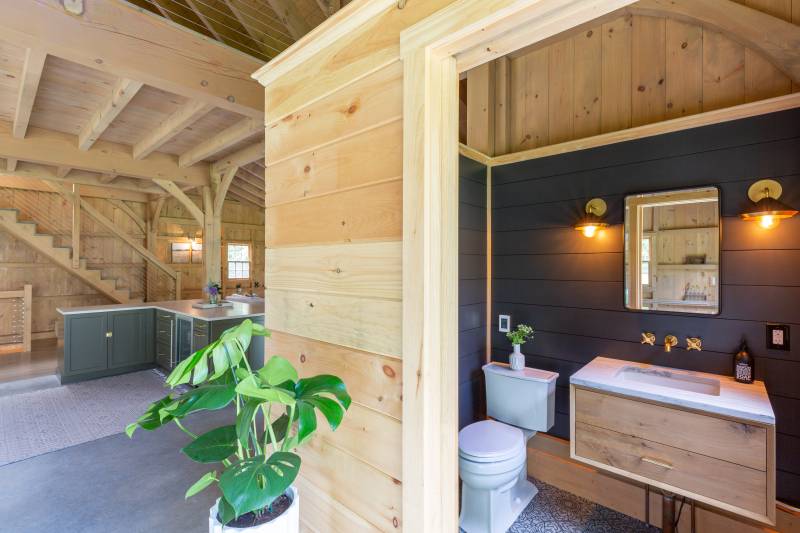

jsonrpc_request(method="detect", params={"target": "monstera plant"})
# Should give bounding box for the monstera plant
[127,319,350,532]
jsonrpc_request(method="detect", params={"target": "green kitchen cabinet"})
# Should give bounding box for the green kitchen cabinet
[60,309,154,383]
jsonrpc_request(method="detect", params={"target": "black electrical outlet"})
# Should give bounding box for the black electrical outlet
[766,324,790,351]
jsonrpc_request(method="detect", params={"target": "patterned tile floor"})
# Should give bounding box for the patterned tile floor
[464,479,660,533]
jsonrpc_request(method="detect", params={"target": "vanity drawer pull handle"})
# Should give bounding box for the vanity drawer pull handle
[641,457,673,470]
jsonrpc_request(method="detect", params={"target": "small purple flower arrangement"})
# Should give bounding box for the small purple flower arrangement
[205,281,222,304]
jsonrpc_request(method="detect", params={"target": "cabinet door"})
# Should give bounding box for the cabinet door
[66,314,108,373]
[108,310,149,368]
[192,319,210,352]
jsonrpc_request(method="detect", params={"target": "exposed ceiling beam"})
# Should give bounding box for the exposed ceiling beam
[56,166,72,179]
[13,48,47,139]
[1,161,162,196]
[78,78,144,150]
[99,173,119,184]
[0,121,210,187]
[0,0,264,119]
[133,101,213,160]
[0,174,150,203]
[211,140,265,174]
[235,168,265,191]
[265,0,313,40]
[6,158,18,172]
[232,176,265,198]
[179,118,261,167]
[153,178,206,225]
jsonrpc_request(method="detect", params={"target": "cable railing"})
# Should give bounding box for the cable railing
[0,187,178,303]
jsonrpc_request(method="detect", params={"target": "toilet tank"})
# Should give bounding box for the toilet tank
[483,363,558,431]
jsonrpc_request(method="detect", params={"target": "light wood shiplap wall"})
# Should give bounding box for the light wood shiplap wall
[497,6,800,155]
[260,2,461,530]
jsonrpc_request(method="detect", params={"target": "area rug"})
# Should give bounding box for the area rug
[0,370,170,466]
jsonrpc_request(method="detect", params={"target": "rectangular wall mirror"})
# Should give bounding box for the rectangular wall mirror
[624,186,720,315]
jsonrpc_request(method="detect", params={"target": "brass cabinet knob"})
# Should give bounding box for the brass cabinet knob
[686,337,702,351]
[664,335,678,352]
[105,331,113,338]
[641,332,656,345]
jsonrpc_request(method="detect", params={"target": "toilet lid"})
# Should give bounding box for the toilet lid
[459,420,524,461]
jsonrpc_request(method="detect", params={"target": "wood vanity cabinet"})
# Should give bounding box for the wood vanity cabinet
[61,309,154,383]
[570,386,776,525]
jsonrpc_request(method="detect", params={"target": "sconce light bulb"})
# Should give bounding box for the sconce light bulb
[759,215,776,229]
[582,225,598,238]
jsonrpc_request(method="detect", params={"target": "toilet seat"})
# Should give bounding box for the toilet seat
[459,420,525,463]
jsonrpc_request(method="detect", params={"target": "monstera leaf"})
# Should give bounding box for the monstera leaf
[125,394,175,437]
[294,375,351,444]
[218,452,301,518]
[182,425,238,463]
[160,382,236,419]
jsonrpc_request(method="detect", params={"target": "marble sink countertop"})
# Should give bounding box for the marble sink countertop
[56,299,264,322]
[571,356,775,425]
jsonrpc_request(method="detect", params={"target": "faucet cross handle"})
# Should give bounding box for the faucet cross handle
[664,335,678,352]
[686,337,702,351]
[641,332,656,345]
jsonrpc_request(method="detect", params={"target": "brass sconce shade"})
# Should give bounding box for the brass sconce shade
[740,179,797,229]
[575,198,609,238]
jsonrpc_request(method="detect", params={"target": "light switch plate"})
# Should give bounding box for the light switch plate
[498,315,510,333]
[766,324,790,351]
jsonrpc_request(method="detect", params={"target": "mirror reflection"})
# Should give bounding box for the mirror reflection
[624,187,720,315]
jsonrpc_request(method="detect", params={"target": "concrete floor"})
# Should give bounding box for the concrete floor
[0,338,59,384]
[0,409,230,533]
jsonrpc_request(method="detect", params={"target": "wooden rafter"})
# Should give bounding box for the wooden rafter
[179,118,261,168]
[99,173,119,184]
[78,78,144,150]
[13,49,47,139]
[211,140,265,174]
[230,176,264,199]
[56,166,72,179]
[265,0,313,40]
[183,0,225,41]
[3,162,164,196]
[0,0,263,118]
[0,121,210,187]
[235,168,265,191]
[133,101,213,160]
[227,187,264,208]
[153,178,205,225]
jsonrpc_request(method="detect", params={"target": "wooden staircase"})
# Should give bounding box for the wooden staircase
[0,208,132,303]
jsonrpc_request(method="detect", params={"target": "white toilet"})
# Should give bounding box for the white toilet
[458,363,558,533]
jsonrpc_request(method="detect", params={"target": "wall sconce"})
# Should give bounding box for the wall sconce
[574,198,608,238]
[740,179,797,229]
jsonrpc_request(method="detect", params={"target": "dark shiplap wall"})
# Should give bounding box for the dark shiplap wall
[490,108,800,504]
[459,155,488,429]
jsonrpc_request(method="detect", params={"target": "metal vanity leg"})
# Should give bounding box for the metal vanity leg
[691,498,696,533]
[645,485,650,526]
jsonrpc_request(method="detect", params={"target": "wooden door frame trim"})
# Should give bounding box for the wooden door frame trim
[399,1,638,531]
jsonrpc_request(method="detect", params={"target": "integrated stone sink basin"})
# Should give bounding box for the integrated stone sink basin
[615,365,721,396]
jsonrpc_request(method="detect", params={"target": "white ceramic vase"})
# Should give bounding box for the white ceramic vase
[209,487,299,533]
[509,344,525,371]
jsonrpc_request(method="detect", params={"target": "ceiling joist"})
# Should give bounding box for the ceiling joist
[78,78,144,150]
[12,48,47,139]
[266,0,313,40]
[179,117,261,168]
[211,140,266,174]
[1,161,163,196]
[133,101,214,160]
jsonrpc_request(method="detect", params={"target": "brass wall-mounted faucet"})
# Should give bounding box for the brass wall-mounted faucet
[664,335,678,352]
[686,337,703,351]
[641,332,656,346]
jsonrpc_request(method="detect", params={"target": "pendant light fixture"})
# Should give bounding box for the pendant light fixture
[740,179,797,229]
[574,198,608,238]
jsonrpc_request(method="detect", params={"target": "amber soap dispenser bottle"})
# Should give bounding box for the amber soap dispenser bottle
[734,339,754,384]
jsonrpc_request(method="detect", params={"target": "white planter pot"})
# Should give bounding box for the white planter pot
[209,486,299,533]
[509,344,525,371]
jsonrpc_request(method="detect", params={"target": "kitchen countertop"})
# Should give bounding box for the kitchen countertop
[57,299,264,322]
[570,356,775,425]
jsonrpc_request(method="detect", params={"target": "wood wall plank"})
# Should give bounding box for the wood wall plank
[265,180,402,247]
[510,48,549,152]
[665,19,703,118]
[266,120,402,207]
[266,62,402,164]
[702,29,745,112]
[631,16,666,127]
[266,241,401,300]
[295,475,379,533]
[547,39,574,144]
[572,27,602,139]
[298,436,402,531]
[268,331,402,420]
[600,15,633,133]
[267,289,402,358]
[744,0,793,102]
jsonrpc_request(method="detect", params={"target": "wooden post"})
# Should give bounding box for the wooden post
[23,284,32,352]
[71,183,80,268]
[175,271,182,300]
